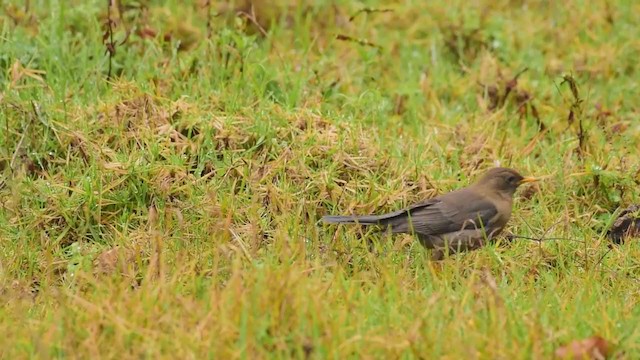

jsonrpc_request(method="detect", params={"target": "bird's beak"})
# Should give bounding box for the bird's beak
[518,177,538,185]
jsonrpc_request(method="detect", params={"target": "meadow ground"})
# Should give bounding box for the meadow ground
[1,0,640,358]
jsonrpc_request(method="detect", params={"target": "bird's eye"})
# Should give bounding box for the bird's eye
[507,175,516,183]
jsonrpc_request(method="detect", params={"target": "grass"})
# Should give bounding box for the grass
[1,0,640,358]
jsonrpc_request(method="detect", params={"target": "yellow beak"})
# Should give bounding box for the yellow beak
[518,177,538,185]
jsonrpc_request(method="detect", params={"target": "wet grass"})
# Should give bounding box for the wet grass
[1,0,640,358]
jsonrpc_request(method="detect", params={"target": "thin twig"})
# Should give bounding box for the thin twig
[540,218,565,240]
[205,0,213,40]
[595,247,613,267]
[335,34,381,50]
[506,234,585,244]
[517,213,544,253]
[560,74,587,157]
[349,7,394,22]
[236,6,286,68]
[116,0,130,46]
[236,9,268,37]
[104,0,116,79]
[517,216,567,247]
[501,67,528,106]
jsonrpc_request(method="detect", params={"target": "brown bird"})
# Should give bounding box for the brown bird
[322,167,537,260]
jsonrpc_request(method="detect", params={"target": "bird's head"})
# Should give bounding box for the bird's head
[474,167,537,197]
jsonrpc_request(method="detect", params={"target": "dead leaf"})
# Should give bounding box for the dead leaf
[554,335,611,359]
[607,204,640,244]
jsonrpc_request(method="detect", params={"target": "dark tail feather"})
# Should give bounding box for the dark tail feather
[321,214,395,226]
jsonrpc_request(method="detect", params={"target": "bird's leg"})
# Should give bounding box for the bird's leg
[432,237,486,261]
[463,237,487,252]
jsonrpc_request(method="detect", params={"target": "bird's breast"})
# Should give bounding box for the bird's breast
[491,195,514,228]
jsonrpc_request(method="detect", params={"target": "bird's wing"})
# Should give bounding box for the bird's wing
[387,189,498,235]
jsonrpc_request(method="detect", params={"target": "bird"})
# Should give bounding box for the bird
[322,167,537,260]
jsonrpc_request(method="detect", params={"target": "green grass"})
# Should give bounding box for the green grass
[1,0,640,358]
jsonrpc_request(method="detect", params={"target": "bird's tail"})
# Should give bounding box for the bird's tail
[321,214,393,226]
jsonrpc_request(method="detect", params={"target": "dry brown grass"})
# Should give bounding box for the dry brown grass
[1,0,640,358]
